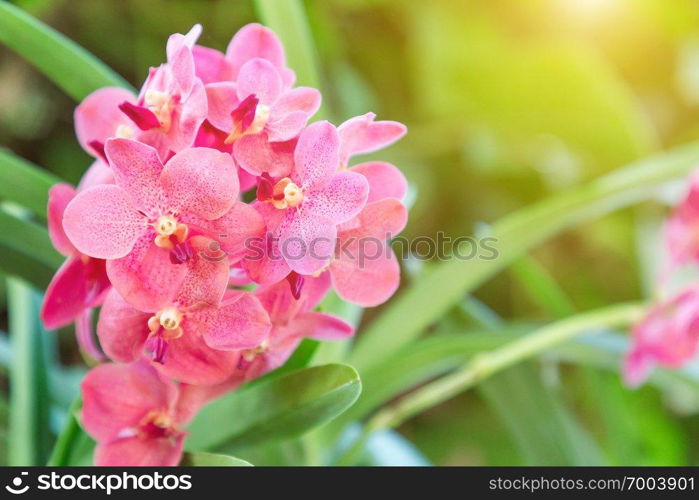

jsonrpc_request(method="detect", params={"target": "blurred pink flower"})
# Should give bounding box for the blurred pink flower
[118,25,207,158]
[41,183,110,331]
[82,361,187,466]
[74,87,138,161]
[665,173,699,270]
[238,273,352,379]
[624,288,699,386]
[41,162,116,361]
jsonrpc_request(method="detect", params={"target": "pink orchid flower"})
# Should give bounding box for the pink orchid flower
[74,87,139,162]
[624,288,699,387]
[235,112,407,179]
[665,173,699,271]
[97,237,271,385]
[239,273,353,379]
[193,23,318,165]
[329,198,408,307]
[82,361,189,466]
[63,138,262,311]
[41,162,116,361]
[118,25,207,158]
[42,184,109,330]
[338,112,407,169]
[205,58,320,147]
[194,119,258,192]
[325,148,409,306]
[242,121,369,283]
[193,23,295,88]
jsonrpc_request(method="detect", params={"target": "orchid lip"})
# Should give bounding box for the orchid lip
[224,94,269,144]
[258,177,303,210]
[144,89,174,131]
[138,409,178,439]
[153,215,188,250]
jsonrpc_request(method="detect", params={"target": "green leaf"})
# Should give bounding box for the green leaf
[509,256,576,319]
[7,277,50,465]
[0,2,133,101]
[350,141,699,372]
[0,207,62,287]
[186,364,361,451]
[47,398,87,466]
[181,451,252,467]
[479,365,605,465]
[337,302,643,464]
[342,332,516,424]
[253,0,322,91]
[0,150,62,220]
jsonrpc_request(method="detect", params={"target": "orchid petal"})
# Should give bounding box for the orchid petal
[75,87,136,157]
[338,112,407,166]
[47,183,77,256]
[294,121,340,190]
[97,289,151,362]
[95,435,184,467]
[63,184,145,259]
[291,311,354,341]
[304,170,369,224]
[107,232,187,311]
[233,133,295,177]
[350,161,408,203]
[279,210,336,275]
[226,23,286,78]
[236,58,282,106]
[104,138,165,212]
[161,147,238,220]
[81,361,170,442]
[204,82,238,132]
[196,290,271,351]
[193,45,233,84]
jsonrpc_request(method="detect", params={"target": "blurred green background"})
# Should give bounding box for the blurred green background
[2,0,699,465]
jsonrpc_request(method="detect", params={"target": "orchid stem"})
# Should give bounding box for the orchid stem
[47,397,83,466]
[336,301,645,465]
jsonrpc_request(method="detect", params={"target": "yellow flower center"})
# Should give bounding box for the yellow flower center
[223,103,270,144]
[242,339,269,362]
[151,411,173,429]
[115,124,134,139]
[144,89,173,131]
[147,307,184,341]
[271,178,304,209]
[153,215,188,249]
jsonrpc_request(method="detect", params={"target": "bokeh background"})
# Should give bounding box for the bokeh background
[2,0,699,465]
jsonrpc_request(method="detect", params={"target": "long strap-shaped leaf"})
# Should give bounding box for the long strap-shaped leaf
[0,149,62,220]
[0,206,62,288]
[338,302,644,464]
[253,0,323,92]
[0,2,133,100]
[7,278,50,465]
[350,142,699,371]
[186,364,361,451]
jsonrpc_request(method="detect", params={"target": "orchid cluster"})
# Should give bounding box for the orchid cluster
[624,173,699,386]
[39,24,408,466]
